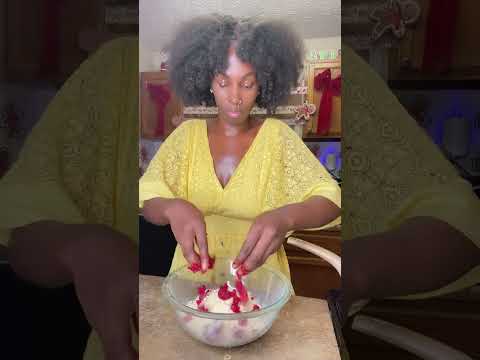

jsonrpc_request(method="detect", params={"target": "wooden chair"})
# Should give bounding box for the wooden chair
[286,236,474,360]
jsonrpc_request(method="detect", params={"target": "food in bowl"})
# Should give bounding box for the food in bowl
[181,281,269,346]
[162,258,292,347]
[187,282,261,313]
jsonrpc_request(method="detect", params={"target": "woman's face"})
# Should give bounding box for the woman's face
[211,47,259,125]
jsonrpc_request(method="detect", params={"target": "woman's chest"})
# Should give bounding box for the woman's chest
[187,138,274,218]
[208,136,254,188]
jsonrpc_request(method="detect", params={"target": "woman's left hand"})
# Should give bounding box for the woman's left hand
[233,209,292,273]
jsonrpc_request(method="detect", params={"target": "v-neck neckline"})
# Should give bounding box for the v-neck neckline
[203,118,269,192]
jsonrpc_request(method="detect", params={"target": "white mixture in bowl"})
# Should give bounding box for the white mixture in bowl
[180,281,273,347]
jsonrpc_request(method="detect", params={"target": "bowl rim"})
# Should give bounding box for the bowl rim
[161,259,293,320]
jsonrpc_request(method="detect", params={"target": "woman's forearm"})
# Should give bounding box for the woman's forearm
[342,216,480,310]
[8,221,78,287]
[8,221,138,288]
[142,197,177,225]
[275,195,340,232]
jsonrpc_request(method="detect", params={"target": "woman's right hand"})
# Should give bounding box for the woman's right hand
[164,199,210,271]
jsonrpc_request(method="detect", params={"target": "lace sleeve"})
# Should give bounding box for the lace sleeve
[139,121,192,208]
[279,123,341,208]
[272,123,341,229]
[0,37,139,245]
[341,44,479,242]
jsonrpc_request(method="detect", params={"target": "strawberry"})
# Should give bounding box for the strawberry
[231,296,241,313]
[235,280,249,304]
[189,257,215,272]
[208,256,215,269]
[218,283,235,300]
[198,285,207,296]
[188,263,202,273]
[198,286,207,301]
[198,304,209,312]
[196,284,209,307]
[235,264,250,279]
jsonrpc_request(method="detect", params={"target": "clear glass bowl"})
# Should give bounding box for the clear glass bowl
[162,257,293,347]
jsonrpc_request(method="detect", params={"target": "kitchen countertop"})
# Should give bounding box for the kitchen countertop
[140,274,341,360]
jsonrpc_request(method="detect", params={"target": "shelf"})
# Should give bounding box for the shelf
[388,79,480,90]
[302,134,341,142]
[389,67,480,89]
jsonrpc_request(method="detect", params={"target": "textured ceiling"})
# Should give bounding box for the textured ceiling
[140,0,340,52]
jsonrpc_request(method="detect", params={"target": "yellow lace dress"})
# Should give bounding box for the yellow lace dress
[0,37,139,360]
[342,44,480,300]
[139,118,342,278]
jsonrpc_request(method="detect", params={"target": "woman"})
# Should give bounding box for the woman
[139,14,342,279]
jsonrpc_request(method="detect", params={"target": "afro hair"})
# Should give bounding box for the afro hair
[166,14,305,113]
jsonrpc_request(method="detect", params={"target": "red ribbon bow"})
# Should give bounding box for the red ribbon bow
[314,69,341,135]
[147,83,172,137]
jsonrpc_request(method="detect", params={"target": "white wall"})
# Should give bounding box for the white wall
[304,36,341,53]
[139,0,341,72]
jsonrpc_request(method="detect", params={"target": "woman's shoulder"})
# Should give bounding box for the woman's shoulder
[164,119,204,142]
[264,117,300,139]
[89,36,138,62]
[173,118,204,131]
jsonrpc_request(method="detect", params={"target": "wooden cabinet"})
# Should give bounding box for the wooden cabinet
[343,0,480,83]
[285,228,341,299]
[391,0,480,81]
[451,1,480,73]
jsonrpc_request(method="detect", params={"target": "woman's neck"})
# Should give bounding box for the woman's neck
[210,116,257,137]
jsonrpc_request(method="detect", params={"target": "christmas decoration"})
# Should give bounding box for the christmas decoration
[307,49,340,62]
[293,101,316,123]
[370,0,421,41]
[147,83,171,137]
[314,69,341,135]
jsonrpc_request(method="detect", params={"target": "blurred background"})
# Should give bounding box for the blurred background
[0,1,137,358]
[342,1,480,359]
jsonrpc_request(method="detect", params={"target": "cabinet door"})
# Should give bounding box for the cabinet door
[452,0,480,72]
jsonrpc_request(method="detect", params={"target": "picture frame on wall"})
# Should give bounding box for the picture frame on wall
[305,57,342,137]
[140,71,184,140]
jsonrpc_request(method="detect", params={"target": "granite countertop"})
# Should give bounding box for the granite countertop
[140,275,341,360]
